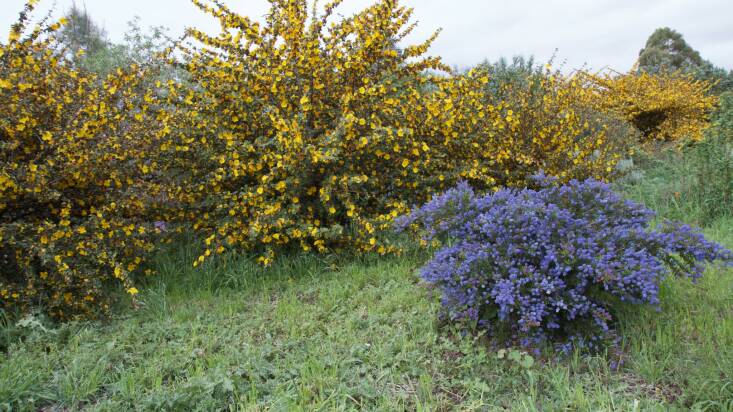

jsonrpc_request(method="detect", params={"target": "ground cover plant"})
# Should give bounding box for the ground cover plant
[1,217,732,410]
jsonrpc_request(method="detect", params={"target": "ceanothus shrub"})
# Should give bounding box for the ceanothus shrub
[396,175,733,350]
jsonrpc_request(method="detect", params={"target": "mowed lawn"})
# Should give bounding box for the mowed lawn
[2,220,733,411]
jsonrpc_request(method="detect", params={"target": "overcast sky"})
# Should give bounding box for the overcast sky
[3,0,732,72]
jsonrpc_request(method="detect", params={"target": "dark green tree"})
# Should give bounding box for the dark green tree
[637,27,733,94]
[696,64,733,95]
[637,27,703,73]
[58,2,109,58]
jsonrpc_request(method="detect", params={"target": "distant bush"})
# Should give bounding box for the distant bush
[0,3,167,318]
[581,71,717,145]
[713,92,733,137]
[397,176,733,350]
[471,62,629,184]
[619,92,733,225]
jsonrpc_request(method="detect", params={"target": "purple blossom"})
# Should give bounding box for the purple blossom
[397,175,733,350]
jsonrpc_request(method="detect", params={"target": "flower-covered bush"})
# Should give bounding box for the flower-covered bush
[397,176,733,349]
[1,2,168,318]
[164,0,622,266]
[1,0,722,320]
[580,70,717,145]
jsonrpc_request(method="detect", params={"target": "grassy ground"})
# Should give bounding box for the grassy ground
[2,205,733,410]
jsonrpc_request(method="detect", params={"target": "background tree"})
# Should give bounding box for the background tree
[57,4,173,78]
[58,2,108,58]
[637,27,733,94]
[637,27,703,73]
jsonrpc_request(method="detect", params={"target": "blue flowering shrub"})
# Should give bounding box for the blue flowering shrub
[396,176,733,349]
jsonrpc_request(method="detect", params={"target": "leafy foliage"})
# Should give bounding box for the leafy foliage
[474,63,626,183]
[637,27,733,95]
[165,0,621,266]
[58,5,175,80]
[0,0,723,319]
[581,70,717,144]
[0,2,167,318]
[713,92,733,137]
[637,27,704,73]
[397,177,733,349]
[57,3,109,60]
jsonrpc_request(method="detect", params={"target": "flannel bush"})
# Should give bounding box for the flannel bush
[163,0,624,267]
[1,3,168,318]
[397,176,733,349]
[580,70,717,145]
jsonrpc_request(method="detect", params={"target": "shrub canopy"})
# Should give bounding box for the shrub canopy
[167,0,621,265]
[581,71,717,144]
[397,177,733,349]
[0,3,166,318]
[0,0,723,319]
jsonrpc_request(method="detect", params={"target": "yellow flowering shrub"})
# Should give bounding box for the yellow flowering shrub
[168,0,621,265]
[460,65,624,184]
[2,0,655,318]
[581,70,717,144]
[0,3,165,318]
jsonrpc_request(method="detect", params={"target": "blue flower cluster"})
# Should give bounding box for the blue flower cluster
[396,175,733,349]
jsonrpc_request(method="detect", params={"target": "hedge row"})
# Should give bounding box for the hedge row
[0,0,717,318]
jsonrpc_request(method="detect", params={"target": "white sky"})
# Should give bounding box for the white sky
[3,0,732,72]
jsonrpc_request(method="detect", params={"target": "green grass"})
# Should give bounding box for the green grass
[618,143,733,227]
[1,221,732,411]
